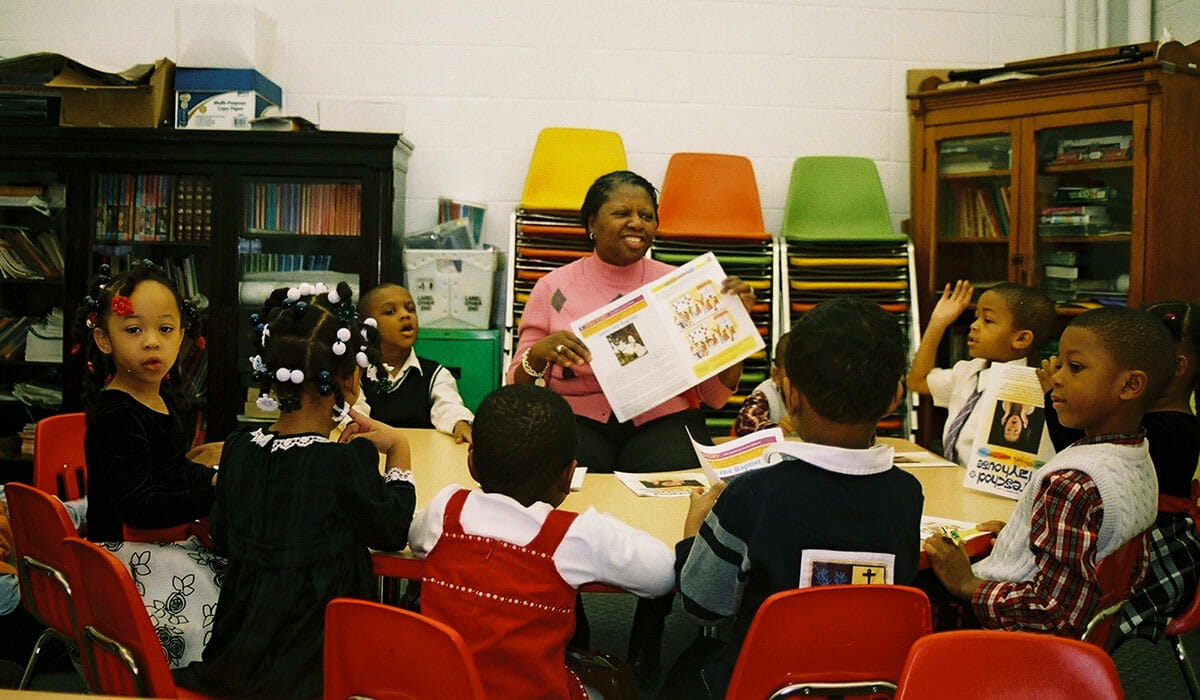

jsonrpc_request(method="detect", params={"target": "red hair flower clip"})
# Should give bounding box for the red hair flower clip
[195,336,207,350]
[111,295,134,317]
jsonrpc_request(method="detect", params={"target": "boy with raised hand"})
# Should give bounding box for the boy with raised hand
[668,297,925,698]
[909,280,1058,466]
[924,306,1174,635]
[356,283,474,443]
[408,384,674,699]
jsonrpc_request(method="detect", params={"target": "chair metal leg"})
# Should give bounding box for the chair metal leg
[1175,634,1200,700]
[18,628,54,690]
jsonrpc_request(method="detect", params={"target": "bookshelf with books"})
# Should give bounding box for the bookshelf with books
[0,127,412,447]
[907,43,1200,449]
[0,176,68,481]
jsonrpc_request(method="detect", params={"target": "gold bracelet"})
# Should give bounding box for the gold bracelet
[521,348,548,386]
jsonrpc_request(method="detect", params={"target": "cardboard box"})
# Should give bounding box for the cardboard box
[52,58,174,127]
[176,4,278,78]
[404,249,497,329]
[176,68,281,129]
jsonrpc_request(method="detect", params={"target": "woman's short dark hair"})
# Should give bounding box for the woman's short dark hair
[579,170,659,235]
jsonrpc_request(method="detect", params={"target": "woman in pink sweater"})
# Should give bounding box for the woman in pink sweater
[508,170,752,473]
[506,170,753,685]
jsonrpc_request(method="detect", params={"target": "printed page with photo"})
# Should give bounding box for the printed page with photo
[962,364,1056,499]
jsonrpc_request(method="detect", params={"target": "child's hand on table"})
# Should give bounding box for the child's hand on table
[339,408,412,470]
[923,532,985,601]
[452,420,473,444]
[683,480,726,539]
[976,520,1006,534]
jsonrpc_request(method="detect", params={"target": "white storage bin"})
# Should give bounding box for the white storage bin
[404,249,497,329]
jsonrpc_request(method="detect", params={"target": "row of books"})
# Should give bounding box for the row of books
[938,135,1011,174]
[0,315,37,360]
[1048,134,1133,166]
[95,174,213,243]
[94,249,204,302]
[240,253,334,274]
[0,227,64,279]
[244,182,362,237]
[1040,250,1128,305]
[1037,185,1129,237]
[942,181,1010,238]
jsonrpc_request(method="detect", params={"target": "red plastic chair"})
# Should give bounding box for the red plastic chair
[1082,531,1148,651]
[657,153,770,241]
[62,537,215,698]
[33,412,87,501]
[725,585,932,700]
[1166,583,1200,699]
[5,482,80,689]
[324,597,486,700]
[894,630,1123,700]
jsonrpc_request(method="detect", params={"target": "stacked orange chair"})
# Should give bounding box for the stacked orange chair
[654,153,777,437]
[6,482,80,689]
[895,630,1123,699]
[324,598,486,700]
[782,156,917,439]
[725,585,932,699]
[506,127,627,364]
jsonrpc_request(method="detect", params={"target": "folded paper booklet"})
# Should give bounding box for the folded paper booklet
[569,252,765,423]
[962,364,1056,499]
[892,445,957,468]
[570,466,586,491]
[614,471,709,498]
[919,515,989,545]
[689,427,784,483]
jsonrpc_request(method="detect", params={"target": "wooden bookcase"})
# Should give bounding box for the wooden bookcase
[0,127,413,479]
[907,50,1200,447]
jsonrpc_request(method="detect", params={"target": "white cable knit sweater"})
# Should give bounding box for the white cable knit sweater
[972,440,1158,583]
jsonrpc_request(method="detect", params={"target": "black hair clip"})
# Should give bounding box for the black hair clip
[183,300,201,322]
[317,370,334,396]
[334,302,358,325]
[278,392,303,413]
[84,295,100,312]
[294,301,308,315]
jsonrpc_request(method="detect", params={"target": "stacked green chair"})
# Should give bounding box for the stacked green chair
[655,153,778,438]
[782,156,918,440]
[505,127,627,364]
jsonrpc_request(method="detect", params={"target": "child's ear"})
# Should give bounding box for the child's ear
[783,376,801,415]
[1119,369,1149,401]
[554,460,577,494]
[884,380,905,416]
[92,327,113,355]
[1174,352,1190,380]
[466,444,479,484]
[1011,329,1034,352]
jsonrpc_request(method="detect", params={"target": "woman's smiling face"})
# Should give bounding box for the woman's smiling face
[588,183,658,267]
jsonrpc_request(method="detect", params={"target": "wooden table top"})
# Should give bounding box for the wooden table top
[396,429,1016,547]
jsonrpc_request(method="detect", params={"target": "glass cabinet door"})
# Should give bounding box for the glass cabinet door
[1032,120,1134,309]
[90,171,213,428]
[235,177,366,425]
[932,133,1013,288]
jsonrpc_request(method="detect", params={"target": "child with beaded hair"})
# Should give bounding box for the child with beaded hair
[174,280,416,699]
[74,260,217,543]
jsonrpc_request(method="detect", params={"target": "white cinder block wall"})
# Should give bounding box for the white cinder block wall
[2,0,1085,302]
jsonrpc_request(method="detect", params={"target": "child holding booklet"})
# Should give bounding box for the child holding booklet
[923,307,1172,637]
[665,297,924,699]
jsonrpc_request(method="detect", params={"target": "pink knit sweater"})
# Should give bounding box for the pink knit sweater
[506,254,736,426]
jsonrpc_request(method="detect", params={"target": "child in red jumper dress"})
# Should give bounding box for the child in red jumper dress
[409,384,675,699]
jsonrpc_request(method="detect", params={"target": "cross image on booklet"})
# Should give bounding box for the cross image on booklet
[569,252,765,423]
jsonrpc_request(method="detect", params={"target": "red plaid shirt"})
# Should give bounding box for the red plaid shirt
[971,433,1150,635]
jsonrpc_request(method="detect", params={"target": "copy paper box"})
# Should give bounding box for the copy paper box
[175,4,278,78]
[175,68,281,130]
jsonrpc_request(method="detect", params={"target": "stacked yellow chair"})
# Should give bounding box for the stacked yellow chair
[505,128,627,364]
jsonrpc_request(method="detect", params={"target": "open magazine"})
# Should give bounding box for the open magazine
[919,515,990,544]
[688,427,784,483]
[569,252,765,423]
[613,471,709,497]
[962,364,1056,499]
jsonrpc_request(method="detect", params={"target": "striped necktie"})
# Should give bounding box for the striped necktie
[944,387,983,463]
